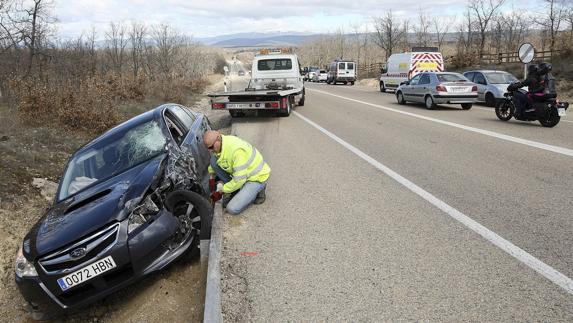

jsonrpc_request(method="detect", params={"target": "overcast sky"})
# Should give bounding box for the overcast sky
[54,0,541,40]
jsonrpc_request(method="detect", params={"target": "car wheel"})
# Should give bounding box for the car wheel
[396,91,406,105]
[164,190,213,259]
[279,96,292,117]
[425,95,436,110]
[298,89,305,106]
[343,81,348,85]
[350,81,355,86]
[380,82,386,93]
[461,103,473,110]
[485,93,496,107]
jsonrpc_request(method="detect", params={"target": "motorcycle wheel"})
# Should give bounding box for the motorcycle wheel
[165,190,213,259]
[538,109,561,127]
[495,99,514,121]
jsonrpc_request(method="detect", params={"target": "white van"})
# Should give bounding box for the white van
[379,52,444,92]
[327,60,357,85]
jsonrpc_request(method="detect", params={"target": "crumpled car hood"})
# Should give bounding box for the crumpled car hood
[26,154,166,259]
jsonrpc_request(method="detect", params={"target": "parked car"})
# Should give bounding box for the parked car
[463,70,518,106]
[396,72,478,110]
[238,70,245,76]
[327,60,356,85]
[15,103,213,319]
[312,69,328,82]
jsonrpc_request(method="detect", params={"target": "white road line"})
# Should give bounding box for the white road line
[294,110,573,295]
[308,88,573,157]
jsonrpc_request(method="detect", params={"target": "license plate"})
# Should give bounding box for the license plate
[558,108,566,116]
[57,256,116,291]
[226,103,264,109]
[450,87,469,93]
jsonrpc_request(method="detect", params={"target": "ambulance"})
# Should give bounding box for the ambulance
[379,51,444,92]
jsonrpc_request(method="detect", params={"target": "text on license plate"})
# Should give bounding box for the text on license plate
[558,108,566,116]
[57,256,116,291]
[227,103,263,109]
[449,87,469,93]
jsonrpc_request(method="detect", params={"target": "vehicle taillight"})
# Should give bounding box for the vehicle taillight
[436,85,447,92]
[212,103,225,109]
[281,97,287,109]
[471,85,478,92]
[265,102,279,108]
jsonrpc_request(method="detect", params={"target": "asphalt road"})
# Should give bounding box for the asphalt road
[220,81,573,321]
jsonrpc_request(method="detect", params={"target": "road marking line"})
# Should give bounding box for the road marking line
[308,88,573,157]
[294,110,573,295]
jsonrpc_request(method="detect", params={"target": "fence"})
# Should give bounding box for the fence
[357,62,385,79]
[480,49,560,64]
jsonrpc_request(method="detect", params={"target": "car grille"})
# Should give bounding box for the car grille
[39,223,120,274]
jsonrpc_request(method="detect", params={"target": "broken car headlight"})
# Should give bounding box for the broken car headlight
[127,195,160,234]
[15,245,38,278]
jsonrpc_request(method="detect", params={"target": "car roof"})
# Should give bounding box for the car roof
[464,70,510,73]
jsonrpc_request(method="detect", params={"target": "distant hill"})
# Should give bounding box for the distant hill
[197,32,321,47]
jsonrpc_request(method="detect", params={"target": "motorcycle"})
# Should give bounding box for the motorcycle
[495,82,569,128]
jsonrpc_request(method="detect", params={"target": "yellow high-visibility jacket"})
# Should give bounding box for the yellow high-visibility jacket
[208,135,270,193]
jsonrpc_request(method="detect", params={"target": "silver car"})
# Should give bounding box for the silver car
[396,72,478,110]
[463,70,518,107]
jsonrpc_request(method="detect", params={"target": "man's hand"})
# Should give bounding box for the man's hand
[210,191,223,202]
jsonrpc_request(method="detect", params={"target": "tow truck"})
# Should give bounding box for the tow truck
[208,48,305,117]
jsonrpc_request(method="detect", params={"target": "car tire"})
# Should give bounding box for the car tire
[461,103,473,110]
[396,91,406,105]
[380,82,386,93]
[343,81,348,85]
[298,89,305,106]
[164,190,213,259]
[350,81,355,86]
[485,93,496,107]
[425,95,436,110]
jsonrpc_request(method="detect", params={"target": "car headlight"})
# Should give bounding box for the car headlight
[15,245,38,278]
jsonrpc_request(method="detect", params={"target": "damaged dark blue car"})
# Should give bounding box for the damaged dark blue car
[15,104,213,319]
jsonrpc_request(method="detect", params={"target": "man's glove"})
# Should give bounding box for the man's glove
[210,191,223,202]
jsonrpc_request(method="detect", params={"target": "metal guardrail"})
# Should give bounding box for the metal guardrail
[203,201,223,323]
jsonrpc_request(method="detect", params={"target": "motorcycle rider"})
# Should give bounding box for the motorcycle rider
[509,62,552,118]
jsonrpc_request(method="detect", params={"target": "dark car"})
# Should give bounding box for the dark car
[15,103,213,319]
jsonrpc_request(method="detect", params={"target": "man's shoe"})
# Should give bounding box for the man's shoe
[254,187,266,205]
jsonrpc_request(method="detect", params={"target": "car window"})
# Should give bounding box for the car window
[338,62,345,69]
[409,74,421,85]
[164,110,188,146]
[257,59,292,71]
[170,106,196,128]
[474,73,487,85]
[437,73,467,82]
[347,62,354,69]
[419,74,431,85]
[464,72,475,81]
[484,72,518,84]
[59,121,167,200]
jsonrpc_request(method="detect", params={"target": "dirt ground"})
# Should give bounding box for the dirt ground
[0,74,229,322]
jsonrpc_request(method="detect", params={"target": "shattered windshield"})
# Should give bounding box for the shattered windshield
[59,121,167,200]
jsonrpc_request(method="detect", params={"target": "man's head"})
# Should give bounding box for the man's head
[204,130,222,153]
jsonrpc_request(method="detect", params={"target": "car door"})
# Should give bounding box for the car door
[473,72,488,101]
[417,73,432,101]
[403,74,422,102]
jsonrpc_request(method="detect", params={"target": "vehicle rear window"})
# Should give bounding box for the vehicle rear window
[437,74,467,82]
[485,72,518,84]
[257,59,292,71]
[338,62,345,69]
[347,62,354,69]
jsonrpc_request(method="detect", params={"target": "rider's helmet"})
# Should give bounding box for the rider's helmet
[527,64,539,76]
[537,62,552,75]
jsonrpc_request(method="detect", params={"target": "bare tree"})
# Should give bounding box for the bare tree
[468,0,506,58]
[129,21,147,78]
[535,0,567,54]
[372,10,407,60]
[105,22,128,76]
[414,10,431,47]
[433,16,453,51]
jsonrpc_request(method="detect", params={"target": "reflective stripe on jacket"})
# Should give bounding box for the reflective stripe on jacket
[208,135,270,193]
